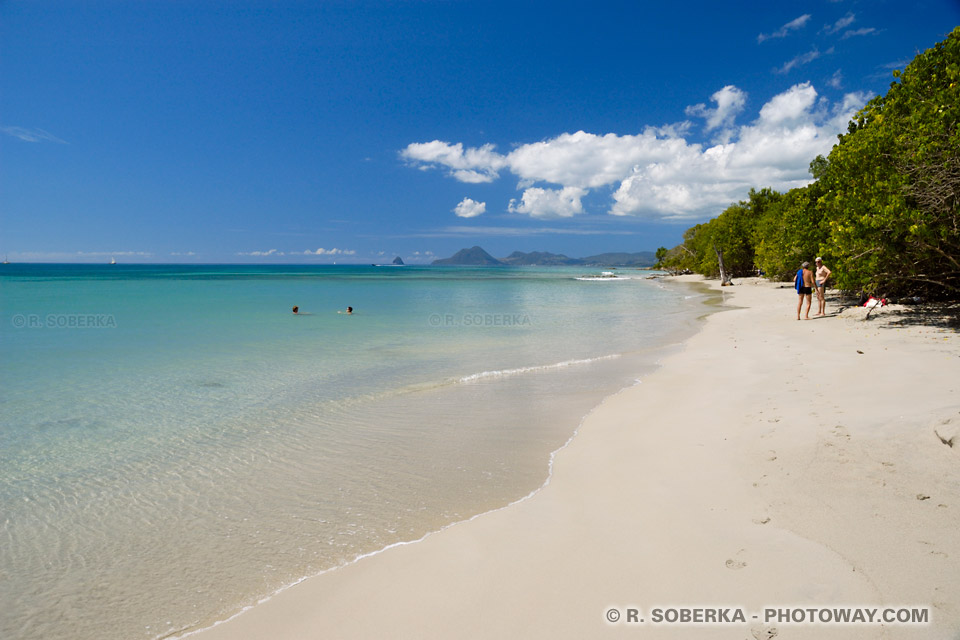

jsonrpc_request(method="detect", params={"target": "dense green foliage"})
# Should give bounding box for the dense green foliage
[664,27,960,298]
[662,189,780,278]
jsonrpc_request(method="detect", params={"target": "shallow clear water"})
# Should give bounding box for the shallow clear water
[0,264,709,640]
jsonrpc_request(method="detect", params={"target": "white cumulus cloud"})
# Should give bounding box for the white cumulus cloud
[685,85,747,142]
[304,248,356,255]
[758,82,818,124]
[508,187,587,219]
[506,130,690,189]
[402,82,869,221]
[237,249,283,256]
[401,141,506,183]
[453,198,486,218]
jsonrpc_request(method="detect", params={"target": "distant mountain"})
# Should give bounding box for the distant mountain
[499,251,579,266]
[392,256,404,265]
[432,246,658,267]
[431,246,503,265]
[578,251,657,267]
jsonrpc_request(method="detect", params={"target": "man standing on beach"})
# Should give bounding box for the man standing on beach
[796,261,814,320]
[814,257,832,316]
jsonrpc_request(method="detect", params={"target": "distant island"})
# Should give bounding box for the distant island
[392,256,404,265]
[432,246,504,266]
[432,246,657,267]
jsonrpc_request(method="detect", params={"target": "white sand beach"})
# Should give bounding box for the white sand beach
[194,276,960,640]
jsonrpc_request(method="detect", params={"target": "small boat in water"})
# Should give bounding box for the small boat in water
[575,270,624,281]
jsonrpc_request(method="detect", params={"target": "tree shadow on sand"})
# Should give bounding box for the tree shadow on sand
[878,303,960,330]
[833,291,960,330]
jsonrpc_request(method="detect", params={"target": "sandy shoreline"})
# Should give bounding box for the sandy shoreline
[193,276,960,640]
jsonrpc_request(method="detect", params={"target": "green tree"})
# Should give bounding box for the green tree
[662,224,706,273]
[754,180,827,280]
[655,246,668,267]
[819,27,960,296]
[666,188,781,279]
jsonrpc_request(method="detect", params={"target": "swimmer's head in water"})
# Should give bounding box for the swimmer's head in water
[292,306,299,314]
[346,306,353,313]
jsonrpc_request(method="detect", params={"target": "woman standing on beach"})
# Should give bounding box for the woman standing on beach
[796,261,814,320]
[814,257,831,316]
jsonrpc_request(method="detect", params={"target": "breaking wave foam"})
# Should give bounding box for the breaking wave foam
[457,354,622,383]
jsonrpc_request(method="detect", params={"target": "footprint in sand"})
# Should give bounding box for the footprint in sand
[934,425,957,448]
[919,540,949,557]
[725,550,748,570]
[751,624,778,639]
[752,516,771,525]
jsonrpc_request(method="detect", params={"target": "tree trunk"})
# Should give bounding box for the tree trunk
[713,241,732,285]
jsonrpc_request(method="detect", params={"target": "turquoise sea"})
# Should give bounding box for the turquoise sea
[0,264,710,640]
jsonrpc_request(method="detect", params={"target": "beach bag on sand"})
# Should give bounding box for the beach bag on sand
[794,269,803,293]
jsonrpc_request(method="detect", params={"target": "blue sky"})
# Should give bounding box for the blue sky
[2,0,958,263]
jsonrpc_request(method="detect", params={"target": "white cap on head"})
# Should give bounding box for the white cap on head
[815,256,822,262]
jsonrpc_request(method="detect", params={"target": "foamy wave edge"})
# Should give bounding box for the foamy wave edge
[456,354,621,383]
